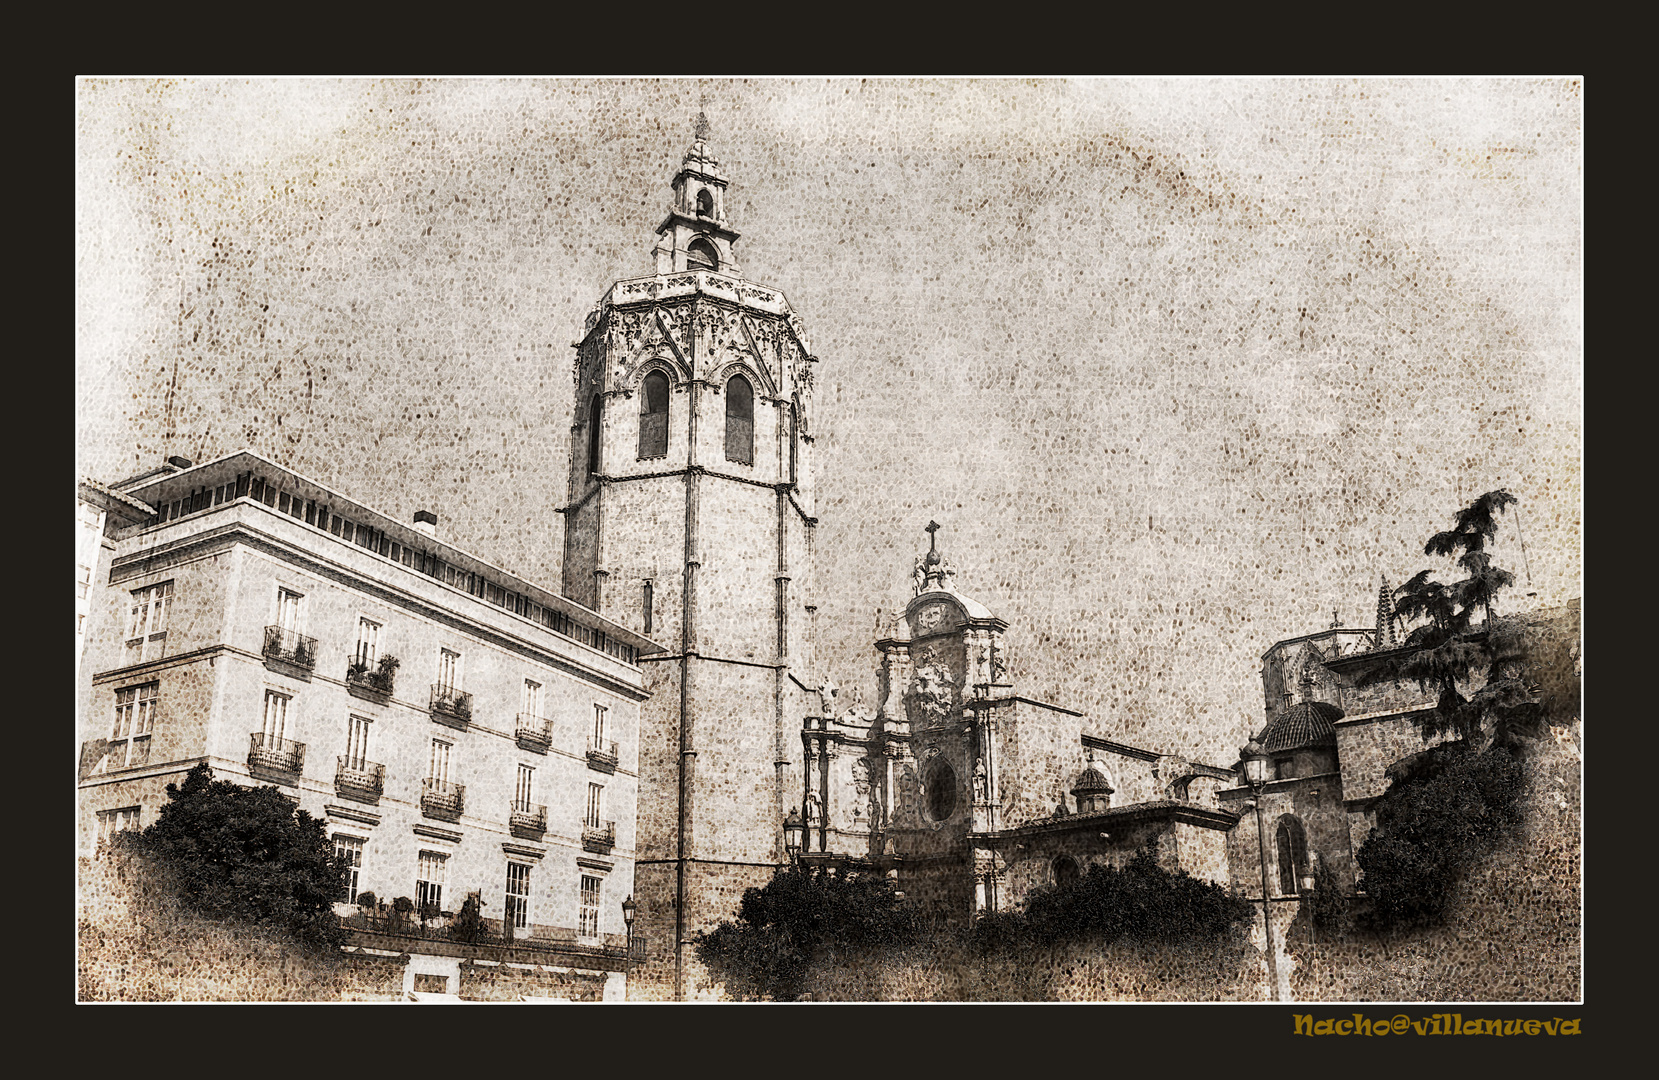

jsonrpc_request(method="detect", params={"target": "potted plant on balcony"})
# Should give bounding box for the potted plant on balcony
[293,640,315,668]
[373,654,400,692]
[391,895,415,930]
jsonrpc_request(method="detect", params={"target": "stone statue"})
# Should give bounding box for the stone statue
[817,678,838,718]
[912,555,927,595]
[973,760,989,803]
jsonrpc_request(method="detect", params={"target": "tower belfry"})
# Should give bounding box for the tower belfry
[560,113,819,999]
[652,111,741,276]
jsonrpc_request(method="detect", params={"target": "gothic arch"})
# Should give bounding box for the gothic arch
[686,235,720,271]
[711,356,779,403]
[638,369,671,460]
[723,373,754,466]
[1274,813,1310,897]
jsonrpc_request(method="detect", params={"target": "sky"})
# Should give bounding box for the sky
[75,77,1582,767]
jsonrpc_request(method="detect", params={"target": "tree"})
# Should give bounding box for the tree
[130,762,348,949]
[1372,490,1530,746]
[694,868,922,1001]
[1355,741,1526,928]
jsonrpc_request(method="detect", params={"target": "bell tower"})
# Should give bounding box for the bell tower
[561,113,820,999]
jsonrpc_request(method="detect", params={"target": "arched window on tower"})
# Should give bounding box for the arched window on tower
[686,237,719,271]
[1053,855,1080,886]
[638,371,669,459]
[724,374,753,465]
[587,394,603,475]
[695,189,714,217]
[1275,815,1309,897]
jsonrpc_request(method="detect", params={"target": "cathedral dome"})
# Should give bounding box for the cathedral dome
[1071,767,1114,795]
[1258,700,1342,754]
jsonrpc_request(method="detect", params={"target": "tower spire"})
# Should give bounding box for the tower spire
[1373,572,1398,651]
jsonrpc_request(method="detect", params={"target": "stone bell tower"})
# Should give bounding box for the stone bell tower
[561,113,821,999]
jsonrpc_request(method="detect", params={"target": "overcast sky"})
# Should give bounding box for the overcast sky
[76,77,1582,766]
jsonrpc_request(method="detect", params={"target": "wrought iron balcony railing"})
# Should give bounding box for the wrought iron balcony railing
[340,909,648,962]
[515,714,553,752]
[430,684,473,728]
[248,732,305,775]
[582,820,616,853]
[421,777,465,820]
[586,737,619,773]
[335,757,385,800]
[510,802,547,838]
[262,625,318,674]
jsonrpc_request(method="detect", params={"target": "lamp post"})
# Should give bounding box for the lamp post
[620,895,637,1001]
[1238,739,1280,1001]
[783,808,803,869]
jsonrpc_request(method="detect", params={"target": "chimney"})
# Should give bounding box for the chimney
[167,456,194,470]
[412,510,438,539]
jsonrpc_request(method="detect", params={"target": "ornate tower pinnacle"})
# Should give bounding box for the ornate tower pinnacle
[652,112,741,276]
[913,520,956,594]
[1373,573,1398,651]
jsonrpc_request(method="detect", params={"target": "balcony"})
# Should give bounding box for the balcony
[582,820,616,854]
[509,802,547,839]
[515,714,552,753]
[248,732,305,779]
[421,777,465,821]
[346,655,398,705]
[262,625,318,680]
[586,737,619,774]
[430,684,473,730]
[335,757,386,803]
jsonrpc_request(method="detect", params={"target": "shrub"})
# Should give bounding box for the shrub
[132,762,347,949]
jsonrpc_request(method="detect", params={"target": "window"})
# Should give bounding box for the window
[262,690,290,741]
[686,236,719,271]
[355,617,380,666]
[592,704,608,746]
[110,683,157,768]
[579,874,601,938]
[125,581,172,663]
[515,764,535,811]
[1053,855,1079,885]
[1276,816,1310,897]
[276,588,304,632]
[429,739,452,783]
[1273,757,1293,781]
[506,863,531,931]
[587,394,603,475]
[417,851,448,916]
[789,396,800,484]
[642,580,654,636]
[437,648,460,692]
[585,783,604,829]
[724,374,754,464]
[522,679,542,718]
[638,371,669,459]
[335,835,364,903]
[97,806,142,844]
[344,714,372,770]
[925,760,958,822]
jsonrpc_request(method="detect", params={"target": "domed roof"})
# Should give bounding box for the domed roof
[1071,767,1114,794]
[1259,700,1342,754]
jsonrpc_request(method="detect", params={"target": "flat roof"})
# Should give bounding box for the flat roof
[116,449,662,657]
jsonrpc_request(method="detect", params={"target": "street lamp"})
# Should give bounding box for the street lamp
[1238,738,1280,1001]
[620,895,637,1001]
[783,808,803,868]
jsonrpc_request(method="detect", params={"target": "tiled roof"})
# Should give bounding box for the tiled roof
[1259,700,1343,753]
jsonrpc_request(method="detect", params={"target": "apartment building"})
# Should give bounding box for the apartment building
[77,451,659,997]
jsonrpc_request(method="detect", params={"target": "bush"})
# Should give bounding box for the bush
[695,868,923,1001]
[132,762,347,949]
[355,892,378,911]
[449,892,488,943]
[1356,743,1526,929]
[979,843,1254,952]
